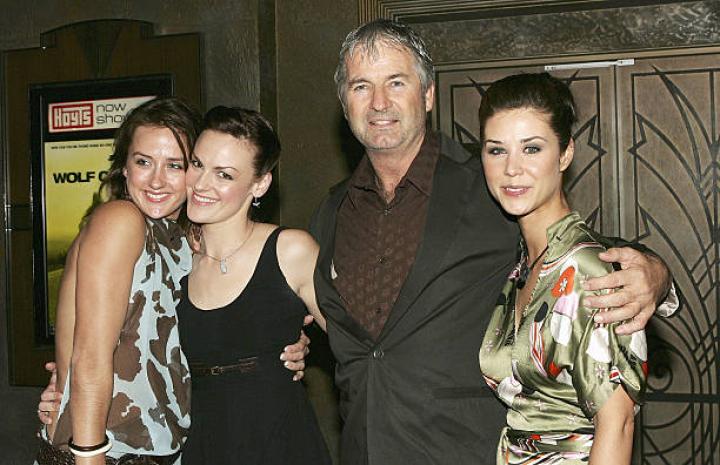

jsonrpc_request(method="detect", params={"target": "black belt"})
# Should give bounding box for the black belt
[189,356,259,377]
[115,452,181,465]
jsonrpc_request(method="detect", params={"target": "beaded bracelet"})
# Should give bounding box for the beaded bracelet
[68,434,113,458]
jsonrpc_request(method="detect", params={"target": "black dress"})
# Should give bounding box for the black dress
[177,227,331,465]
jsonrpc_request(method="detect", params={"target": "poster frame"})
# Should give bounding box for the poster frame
[29,75,173,346]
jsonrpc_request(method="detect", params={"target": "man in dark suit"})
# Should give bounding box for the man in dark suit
[310,19,675,465]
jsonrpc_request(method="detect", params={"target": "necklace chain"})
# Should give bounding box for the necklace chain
[199,222,255,274]
[514,243,549,334]
[517,243,549,289]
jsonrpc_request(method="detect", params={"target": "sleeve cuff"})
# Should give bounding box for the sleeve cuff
[656,282,679,317]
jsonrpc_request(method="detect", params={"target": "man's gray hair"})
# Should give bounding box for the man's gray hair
[334,19,434,107]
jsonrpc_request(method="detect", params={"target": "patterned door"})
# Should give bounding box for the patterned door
[434,51,720,464]
[435,63,618,233]
[617,54,719,465]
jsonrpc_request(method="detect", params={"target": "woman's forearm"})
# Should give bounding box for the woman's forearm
[69,349,115,465]
[589,387,636,465]
[589,415,634,464]
[69,351,114,443]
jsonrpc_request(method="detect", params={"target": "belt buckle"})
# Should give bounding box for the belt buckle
[209,366,222,375]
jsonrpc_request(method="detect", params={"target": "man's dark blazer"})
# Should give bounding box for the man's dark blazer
[310,133,519,465]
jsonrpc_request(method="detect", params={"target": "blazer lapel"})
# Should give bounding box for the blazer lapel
[379,135,476,340]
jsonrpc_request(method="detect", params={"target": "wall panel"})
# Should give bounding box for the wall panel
[618,54,720,464]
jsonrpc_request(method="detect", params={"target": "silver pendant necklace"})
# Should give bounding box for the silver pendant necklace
[199,222,255,274]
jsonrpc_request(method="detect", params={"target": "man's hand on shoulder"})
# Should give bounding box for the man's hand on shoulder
[582,246,672,335]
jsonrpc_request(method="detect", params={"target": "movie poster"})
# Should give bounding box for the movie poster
[31,77,172,342]
[43,138,114,325]
[43,97,156,328]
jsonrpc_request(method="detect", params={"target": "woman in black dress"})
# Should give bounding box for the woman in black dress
[177,106,330,464]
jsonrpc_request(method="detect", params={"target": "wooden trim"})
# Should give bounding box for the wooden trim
[358,0,699,24]
[432,44,720,69]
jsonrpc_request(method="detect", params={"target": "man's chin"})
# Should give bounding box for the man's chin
[363,136,403,152]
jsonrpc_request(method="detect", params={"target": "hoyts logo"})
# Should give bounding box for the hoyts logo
[47,96,154,133]
[50,103,93,132]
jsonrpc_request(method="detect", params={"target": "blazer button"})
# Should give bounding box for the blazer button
[372,348,384,359]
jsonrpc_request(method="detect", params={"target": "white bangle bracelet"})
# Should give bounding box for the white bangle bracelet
[68,435,113,458]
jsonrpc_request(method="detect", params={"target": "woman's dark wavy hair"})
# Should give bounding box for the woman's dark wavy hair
[100,96,202,201]
[478,72,578,151]
[202,106,281,177]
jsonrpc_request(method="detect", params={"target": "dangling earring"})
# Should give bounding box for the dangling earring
[252,196,261,208]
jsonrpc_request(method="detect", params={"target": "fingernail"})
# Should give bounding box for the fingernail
[594,314,603,323]
[279,353,286,361]
[284,361,290,368]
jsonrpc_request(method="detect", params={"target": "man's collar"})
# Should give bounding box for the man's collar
[348,155,376,191]
[348,132,439,197]
[406,132,438,196]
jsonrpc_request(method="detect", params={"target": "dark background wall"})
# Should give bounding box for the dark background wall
[0,1,355,463]
[1,1,717,464]
[0,3,262,461]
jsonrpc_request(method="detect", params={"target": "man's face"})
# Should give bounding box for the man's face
[342,42,434,157]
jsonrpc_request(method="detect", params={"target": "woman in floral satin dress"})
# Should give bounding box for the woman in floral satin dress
[478,73,648,465]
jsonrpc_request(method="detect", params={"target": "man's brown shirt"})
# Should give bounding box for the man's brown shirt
[333,134,439,339]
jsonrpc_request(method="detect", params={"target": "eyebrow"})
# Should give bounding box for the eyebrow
[520,136,548,143]
[131,151,184,162]
[213,165,240,173]
[347,73,410,87]
[347,78,368,87]
[484,136,548,145]
[191,153,240,173]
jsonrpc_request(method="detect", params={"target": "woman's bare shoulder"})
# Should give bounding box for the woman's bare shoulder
[276,227,319,261]
[79,200,146,249]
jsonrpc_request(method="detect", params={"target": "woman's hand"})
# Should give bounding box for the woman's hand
[281,315,313,381]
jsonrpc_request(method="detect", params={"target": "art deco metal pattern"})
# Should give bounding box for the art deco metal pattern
[617,54,719,465]
[436,51,719,463]
[436,64,617,232]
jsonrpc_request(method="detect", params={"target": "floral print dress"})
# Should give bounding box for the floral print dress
[479,212,647,464]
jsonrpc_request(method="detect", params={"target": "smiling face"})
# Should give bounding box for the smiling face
[481,108,574,224]
[342,41,434,158]
[122,125,187,219]
[185,129,270,225]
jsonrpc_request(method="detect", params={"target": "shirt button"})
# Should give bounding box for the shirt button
[378,256,387,264]
[383,208,390,216]
[372,348,384,359]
